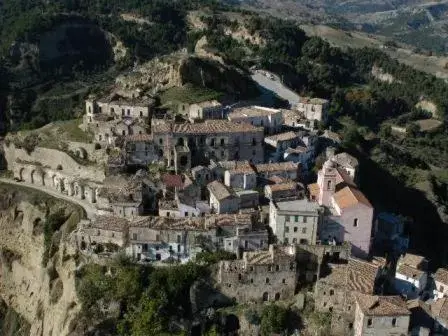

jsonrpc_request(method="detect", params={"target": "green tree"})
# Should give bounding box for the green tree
[260,304,288,336]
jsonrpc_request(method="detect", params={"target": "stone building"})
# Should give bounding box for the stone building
[228,106,283,135]
[295,97,329,123]
[264,181,305,202]
[217,245,297,303]
[152,120,264,170]
[353,293,410,336]
[207,181,239,214]
[309,159,373,259]
[331,152,359,181]
[126,216,216,263]
[314,257,382,335]
[433,268,448,300]
[85,94,155,121]
[76,216,129,251]
[224,164,257,190]
[125,134,161,166]
[188,100,223,122]
[269,199,322,245]
[394,253,429,300]
[254,162,300,182]
[210,160,253,183]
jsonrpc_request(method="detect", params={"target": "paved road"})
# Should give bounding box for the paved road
[0,178,97,219]
[251,70,301,107]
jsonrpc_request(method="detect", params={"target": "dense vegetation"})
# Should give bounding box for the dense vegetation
[76,256,211,335]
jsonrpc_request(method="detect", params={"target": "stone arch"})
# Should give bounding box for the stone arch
[262,292,269,302]
[30,169,36,184]
[19,167,26,181]
[52,175,57,188]
[76,147,88,160]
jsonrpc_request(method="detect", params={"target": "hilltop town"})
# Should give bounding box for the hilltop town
[1,1,448,335]
[1,67,447,335]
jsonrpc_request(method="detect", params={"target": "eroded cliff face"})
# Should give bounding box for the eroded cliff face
[115,52,258,98]
[0,184,84,336]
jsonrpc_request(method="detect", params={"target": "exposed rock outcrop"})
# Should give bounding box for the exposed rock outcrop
[0,184,84,336]
[115,52,258,98]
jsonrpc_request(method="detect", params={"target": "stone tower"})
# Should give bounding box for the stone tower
[317,159,337,207]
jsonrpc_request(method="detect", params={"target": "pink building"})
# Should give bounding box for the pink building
[309,160,373,259]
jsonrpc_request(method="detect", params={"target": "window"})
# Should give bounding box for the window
[122,109,125,115]
[347,305,351,311]
[290,262,295,270]
[88,106,92,113]
[329,289,334,296]
[353,218,359,227]
[327,180,332,190]
[127,109,130,116]
[285,226,289,233]
[392,318,397,327]
[250,278,253,283]
[110,108,114,113]
[210,138,215,146]
[367,319,372,327]
[238,274,242,281]
[177,245,181,252]
[140,111,143,117]
[268,265,273,272]
[266,278,270,284]
[159,138,163,145]
[132,233,137,240]
[292,238,297,244]
[252,150,256,156]
[284,237,289,244]
[294,227,298,232]
[177,235,181,243]
[303,216,307,223]
[220,139,225,146]
[294,216,299,222]
[185,212,189,217]
[249,266,254,272]
[282,279,286,284]
[285,215,290,222]
[252,138,256,146]
[302,228,307,234]
[221,150,225,158]
[275,265,280,271]
[441,285,445,292]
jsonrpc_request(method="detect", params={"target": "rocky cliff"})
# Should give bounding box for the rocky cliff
[0,183,84,336]
[115,52,259,98]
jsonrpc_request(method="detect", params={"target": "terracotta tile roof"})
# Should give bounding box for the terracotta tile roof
[152,120,263,134]
[397,264,425,279]
[91,216,129,232]
[435,268,448,285]
[333,186,372,209]
[162,174,184,188]
[227,162,256,175]
[335,168,357,189]
[268,176,289,184]
[401,253,426,269]
[265,131,299,143]
[355,293,410,317]
[348,258,379,294]
[430,297,448,323]
[130,216,207,231]
[266,182,298,193]
[228,106,281,118]
[255,162,298,173]
[207,180,235,200]
[285,146,308,154]
[205,213,253,228]
[126,133,152,142]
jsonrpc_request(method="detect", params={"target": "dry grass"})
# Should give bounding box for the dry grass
[415,118,443,132]
[300,24,448,78]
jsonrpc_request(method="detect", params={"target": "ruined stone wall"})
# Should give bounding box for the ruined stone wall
[4,144,105,182]
[218,259,296,303]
